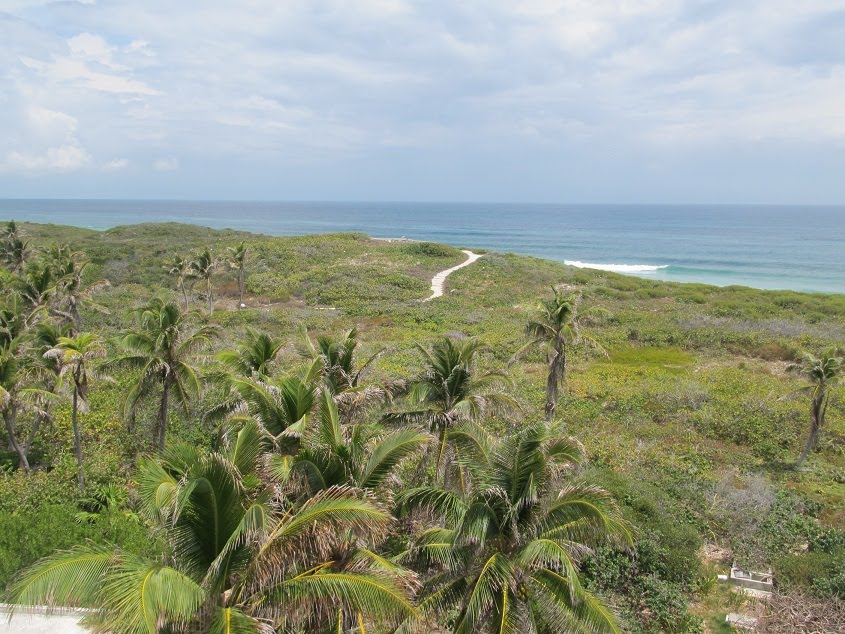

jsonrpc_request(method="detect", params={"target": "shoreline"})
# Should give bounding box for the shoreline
[6,218,843,297]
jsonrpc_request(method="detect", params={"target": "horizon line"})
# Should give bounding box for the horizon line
[1,197,844,207]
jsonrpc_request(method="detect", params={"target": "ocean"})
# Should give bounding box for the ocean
[1,200,843,294]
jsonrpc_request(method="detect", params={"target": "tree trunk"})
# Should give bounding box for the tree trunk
[207,277,214,315]
[157,376,171,450]
[72,385,85,489]
[182,283,189,311]
[238,265,245,306]
[24,412,48,454]
[411,441,434,485]
[435,426,449,486]
[796,394,824,468]
[70,298,82,334]
[3,407,29,472]
[544,333,566,423]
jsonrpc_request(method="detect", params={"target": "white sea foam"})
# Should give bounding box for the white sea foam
[564,260,669,274]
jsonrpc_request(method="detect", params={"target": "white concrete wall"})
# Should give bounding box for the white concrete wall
[0,606,88,633]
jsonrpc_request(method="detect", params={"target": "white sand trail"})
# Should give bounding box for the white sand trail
[424,250,483,301]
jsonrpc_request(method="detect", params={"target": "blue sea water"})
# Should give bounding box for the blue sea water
[1,200,843,294]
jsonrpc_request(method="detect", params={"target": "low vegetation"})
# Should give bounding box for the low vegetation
[1,220,843,632]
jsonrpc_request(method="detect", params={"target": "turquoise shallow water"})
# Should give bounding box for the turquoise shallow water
[1,200,843,294]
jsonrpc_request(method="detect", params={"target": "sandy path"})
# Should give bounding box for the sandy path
[424,250,483,301]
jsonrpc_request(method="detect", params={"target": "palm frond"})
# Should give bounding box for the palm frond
[396,486,467,524]
[454,552,513,634]
[99,556,205,634]
[539,485,632,547]
[209,607,263,634]
[529,568,620,634]
[8,543,116,609]
[360,429,429,490]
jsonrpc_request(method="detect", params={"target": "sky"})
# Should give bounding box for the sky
[1,0,844,203]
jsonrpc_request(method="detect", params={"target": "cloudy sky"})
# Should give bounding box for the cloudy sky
[1,0,844,202]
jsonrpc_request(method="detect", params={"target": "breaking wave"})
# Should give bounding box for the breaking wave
[564,260,670,274]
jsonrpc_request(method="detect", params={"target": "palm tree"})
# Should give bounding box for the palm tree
[790,349,842,467]
[217,327,284,380]
[108,299,216,449]
[299,326,397,424]
[0,220,30,273]
[43,243,104,332]
[15,259,56,311]
[25,321,72,454]
[279,390,429,495]
[227,241,247,307]
[397,421,631,634]
[0,344,31,472]
[385,337,516,488]
[0,295,50,472]
[0,292,42,349]
[298,326,380,395]
[211,373,318,449]
[10,423,417,633]
[44,333,108,489]
[165,255,192,311]
[190,248,216,315]
[517,289,605,422]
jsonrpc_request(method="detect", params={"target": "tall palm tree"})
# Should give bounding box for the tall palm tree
[790,349,842,467]
[108,299,216,449]
[190,248,216,315]
[397,421,631,634]
[385,337,516,488]
[0,220,30,273]
[0,340,54,472]
[517,289,604,422]
[0,344,31,472]
[279,390,429,495]
[0,295,49,472]
[43,243,98,332]
[44,333,108,489]
[217,327,284,380]
[0,292,41,349]
[227,241,247,307]
[165,255,192,311]
[10,423,417,633]
[15,259,56,311]
[25,321,72,454]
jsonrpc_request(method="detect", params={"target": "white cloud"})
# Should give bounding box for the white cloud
[2,0,845,199]
[26,107,78,137]
[153,156,179,171]
[103,157,129,170]
[67,33,124,69]
[0,106,91,173]
[3,145,91,172]
[126,39,154,57]
[19,54,159,95]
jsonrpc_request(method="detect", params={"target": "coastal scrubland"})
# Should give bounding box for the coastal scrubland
[1,222,843,632]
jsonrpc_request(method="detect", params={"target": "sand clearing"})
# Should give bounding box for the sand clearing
[425,250,483,301]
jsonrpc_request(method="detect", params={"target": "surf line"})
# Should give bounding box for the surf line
[424,250,483,301]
